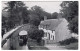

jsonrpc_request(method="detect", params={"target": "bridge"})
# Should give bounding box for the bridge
[2,24,29,50]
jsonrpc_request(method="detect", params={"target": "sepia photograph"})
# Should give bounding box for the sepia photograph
[1,1,78,50]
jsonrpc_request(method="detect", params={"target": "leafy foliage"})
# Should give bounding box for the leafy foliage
[28,14,41,26]
[51,12,58,19]
[3,1,29,29]
[28,28,44,43]
[29,5,52,20]
[60,1,78,34]
[59,37,78,45]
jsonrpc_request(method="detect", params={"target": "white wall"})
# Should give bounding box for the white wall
[39,27,55,40]
[55,18,72,42]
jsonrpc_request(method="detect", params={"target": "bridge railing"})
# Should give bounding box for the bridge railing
[2,25,22,47]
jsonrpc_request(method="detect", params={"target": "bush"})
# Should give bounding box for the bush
[28,28,44,43]
[37,30,44,43]
[59,37,78,45]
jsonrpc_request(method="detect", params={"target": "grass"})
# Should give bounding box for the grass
[65,42,78,50]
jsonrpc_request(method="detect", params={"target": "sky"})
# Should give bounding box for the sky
[2,1,62,13]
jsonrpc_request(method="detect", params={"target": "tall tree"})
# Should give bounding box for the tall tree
[51,12,58,19]
[29,5,52,20]
[43,11,51,19]
[3,1,16,29]
[30,5,45,20]
[4,1,29,29]
[60,1,78,34]
[28,14,40,27]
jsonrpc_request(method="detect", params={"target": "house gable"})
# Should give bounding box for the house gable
[55,18,72,42]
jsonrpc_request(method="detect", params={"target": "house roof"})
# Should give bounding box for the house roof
[39,19,62,30]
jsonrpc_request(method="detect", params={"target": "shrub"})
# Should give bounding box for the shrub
[28,28,44,43]
[59,37,78,45]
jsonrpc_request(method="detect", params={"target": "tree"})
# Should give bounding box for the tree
[4,1,29,29]
[30,5,46,20]
[60,1,78,34]
[37,30,44,43]
[51,12,58,19]
[29,5,52,20]
[43,11,51,19]
[2,15,7,27]
[3,1,16,29]
[28,28,44,43]
[28,14,40,26]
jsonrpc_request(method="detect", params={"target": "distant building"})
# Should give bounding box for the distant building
[39,18,72,44]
